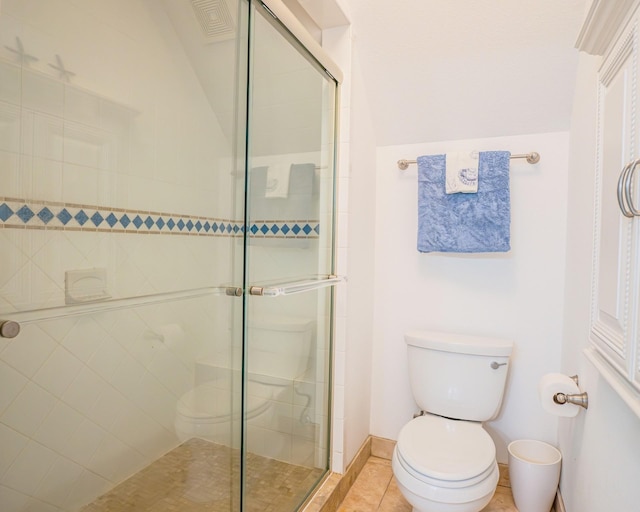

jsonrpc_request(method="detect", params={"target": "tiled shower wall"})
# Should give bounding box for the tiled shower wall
[0,1,330,511]
[0,2,239,509]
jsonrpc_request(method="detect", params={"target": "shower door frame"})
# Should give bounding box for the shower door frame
[238,0,343,509]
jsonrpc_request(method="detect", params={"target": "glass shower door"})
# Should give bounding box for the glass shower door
[242,3,338,510]
[0,1,247,510]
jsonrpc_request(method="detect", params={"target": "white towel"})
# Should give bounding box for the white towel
[265,164,291,198]
[445,152,478,194]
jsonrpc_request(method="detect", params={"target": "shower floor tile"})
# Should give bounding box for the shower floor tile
[81,438,324,512]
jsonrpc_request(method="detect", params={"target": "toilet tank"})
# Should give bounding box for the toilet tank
[404,330,513,422]
[248,316,314,380]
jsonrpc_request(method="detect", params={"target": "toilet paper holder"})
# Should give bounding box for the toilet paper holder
[552,375,589,410]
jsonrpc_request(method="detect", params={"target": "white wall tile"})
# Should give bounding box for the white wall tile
[61,319,104,363]
[290,436,315,466]
[1,382,57,437]
[35,456,83,508]
[331,417,344,455]
[3,440,58,496]
[87,434,133,481]
[33,114,63,161]
[0,102,20,153]
[0,484,30,512]
[33,401,83,454]
[111,405,173,460]
[147,349,192,398]
[130,373,178,430]
[21,72,64,118]
[0,423,29,477]
[62,162,99,205]
[1,325,57,378]
[87,336,128,382]
[0,360,28,415]
[63,366,108,418]
[332,383,345,421]
[0,150,22,198]
[329,450,342,474]
[64,87,100,127]
[31,157,63,201]
[0,61,21,105]
[84,385,129,433]
[33,347,83,398]
[60,420,106,468]
[62,469,109,511]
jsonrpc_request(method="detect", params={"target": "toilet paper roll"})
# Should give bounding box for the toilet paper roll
[538,373,581,418]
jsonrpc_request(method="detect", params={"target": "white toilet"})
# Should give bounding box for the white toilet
[392,330,513,512]
[175,316,314,445]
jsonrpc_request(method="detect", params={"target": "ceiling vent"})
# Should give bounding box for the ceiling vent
[191,0,236,43]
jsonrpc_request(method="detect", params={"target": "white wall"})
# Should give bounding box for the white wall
[371,132,570,463]
[323,19,377,472]
[560,51,640,512]
[314,4,640,511]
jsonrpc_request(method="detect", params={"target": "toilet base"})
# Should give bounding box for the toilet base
[396,479,495,512]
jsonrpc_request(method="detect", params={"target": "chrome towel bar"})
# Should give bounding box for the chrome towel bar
[397,151,540,170]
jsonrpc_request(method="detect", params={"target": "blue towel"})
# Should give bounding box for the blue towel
[417,151,511,253]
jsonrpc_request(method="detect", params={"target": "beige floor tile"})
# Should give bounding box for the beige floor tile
[81,438,323,512]
[337,457,393,512]
[377,477,412,512]
[481,485,517,511]
[335,457,521,512]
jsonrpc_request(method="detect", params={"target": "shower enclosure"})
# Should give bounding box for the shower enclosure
[0,1,339,511]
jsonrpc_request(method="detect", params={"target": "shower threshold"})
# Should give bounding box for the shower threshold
[81,438,324,512]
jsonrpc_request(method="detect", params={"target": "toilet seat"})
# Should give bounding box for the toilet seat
[392,414,499,508]
[177,379,271,423]
[397,415,496,482]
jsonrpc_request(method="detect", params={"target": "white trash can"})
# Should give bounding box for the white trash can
[508,440,562,512]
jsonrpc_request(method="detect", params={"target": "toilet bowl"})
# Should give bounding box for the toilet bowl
[175,315,314,445]
[392,415,499,512]
[175,378,274,444]
[392,330,513,512]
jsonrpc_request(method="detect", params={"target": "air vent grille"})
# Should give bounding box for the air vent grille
[191,0,235,42]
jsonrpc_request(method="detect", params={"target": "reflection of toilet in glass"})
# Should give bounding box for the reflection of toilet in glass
[175,316,314,446]
[392,330,513,512]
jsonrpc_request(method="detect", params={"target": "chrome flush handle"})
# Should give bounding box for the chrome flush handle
[490,361,507,370]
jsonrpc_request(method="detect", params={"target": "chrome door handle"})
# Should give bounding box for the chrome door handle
[0,320,20,338]
[248,275,345,297]
[625,159,640,216]
[618,162,634,218]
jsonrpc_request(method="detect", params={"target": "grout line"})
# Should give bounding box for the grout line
[375,474,394,511]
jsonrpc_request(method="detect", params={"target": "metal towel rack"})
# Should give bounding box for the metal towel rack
[397,152,540,170]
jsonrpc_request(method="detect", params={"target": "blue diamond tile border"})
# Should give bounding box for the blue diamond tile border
[0,203,13,222]
[0,199,319,240]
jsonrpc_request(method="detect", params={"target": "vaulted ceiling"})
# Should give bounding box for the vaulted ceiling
[343,0,589,145]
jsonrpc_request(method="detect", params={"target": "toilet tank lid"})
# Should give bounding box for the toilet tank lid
[404,330,513,356]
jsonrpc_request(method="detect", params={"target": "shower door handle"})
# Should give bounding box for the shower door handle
[248,275,345,297]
